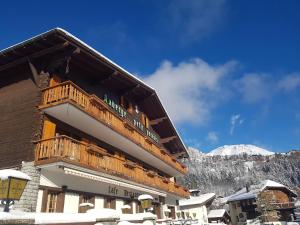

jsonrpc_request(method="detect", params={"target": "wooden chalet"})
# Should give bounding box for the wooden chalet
[0,28,189,217]
[226,180,297,224]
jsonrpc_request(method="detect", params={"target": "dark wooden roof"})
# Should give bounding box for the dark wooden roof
[0,28,188,157]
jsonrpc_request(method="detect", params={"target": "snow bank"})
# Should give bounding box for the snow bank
[0,209,121,224]
[120,212,156,222]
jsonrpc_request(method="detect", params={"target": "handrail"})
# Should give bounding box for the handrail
[40,80,187,174]
[35,135,189,198]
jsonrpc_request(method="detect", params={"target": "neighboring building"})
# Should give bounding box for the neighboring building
[226,180,297,225]
[0,28,189,217]
[207,209,230,223]
[178,192,215,223]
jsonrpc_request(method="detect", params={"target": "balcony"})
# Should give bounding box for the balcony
[39,81,187,176]
[34,135,189,198]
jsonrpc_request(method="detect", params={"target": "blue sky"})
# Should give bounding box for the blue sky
[1,0,300,152]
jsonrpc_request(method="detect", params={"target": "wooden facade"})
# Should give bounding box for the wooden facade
[0,28,189,215]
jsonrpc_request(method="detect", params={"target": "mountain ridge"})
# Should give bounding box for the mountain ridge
[206,144,274,156]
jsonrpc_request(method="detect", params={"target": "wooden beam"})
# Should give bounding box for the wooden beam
[136,92,155,103]
[28,60,39,85]
[0,42,69,72]
[58,35,154,92]
[100,70,118,84]
[150,116,168,126]
[171,152,185,158]
[160,136,177,144]
[120,84,140,96]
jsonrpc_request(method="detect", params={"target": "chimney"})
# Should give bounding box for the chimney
[246,183,250,192]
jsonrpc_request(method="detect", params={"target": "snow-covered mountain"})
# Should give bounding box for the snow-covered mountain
[179,147,300,197]
[207,144,274,156]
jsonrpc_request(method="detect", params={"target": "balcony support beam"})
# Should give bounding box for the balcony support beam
[120,84,140,96]
[100,70,118,84]
[136,93,155,104]
[161,136,177,144]
[150,116,168,126]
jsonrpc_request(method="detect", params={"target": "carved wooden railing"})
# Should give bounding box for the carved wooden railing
[270,202,295,209]
[35,135,189,198]
[40,81,187,175]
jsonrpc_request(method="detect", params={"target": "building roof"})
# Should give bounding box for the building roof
[0,28,187,157]
[226,180,297,203]
[207,209,227,218]
[179,193,215,207]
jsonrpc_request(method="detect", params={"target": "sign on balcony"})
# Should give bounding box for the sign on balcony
[104,94,159,143]
[104,95,127,118]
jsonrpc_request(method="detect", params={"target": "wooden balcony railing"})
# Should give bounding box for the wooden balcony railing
[270,202,295,209]
[40,81,187,175]
[35,135,189,198]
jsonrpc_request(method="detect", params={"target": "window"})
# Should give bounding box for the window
[122,200,133,214]
[45,192,59,213]
[79,194,95,213]
[104,197,116,209]
[42,189,64,213]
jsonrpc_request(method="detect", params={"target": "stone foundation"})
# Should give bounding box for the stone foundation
[14,161,40,212]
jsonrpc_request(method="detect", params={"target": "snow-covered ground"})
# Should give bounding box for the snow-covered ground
[0,209,157,224]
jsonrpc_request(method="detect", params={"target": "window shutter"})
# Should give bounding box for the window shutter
[42,119,56,139]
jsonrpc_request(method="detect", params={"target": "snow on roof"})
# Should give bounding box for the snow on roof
[207,209,227,218]
[226,180,296,202]
[179,193,215,207]
[0,169,31,181]
[261,180,285,190]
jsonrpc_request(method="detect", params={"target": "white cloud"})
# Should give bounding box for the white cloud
[207,131,218,143]
[230,114,244,135]
[167,0,228,42]
[278,73,300,91]
[235,73,273,103]
[143,58,237,124]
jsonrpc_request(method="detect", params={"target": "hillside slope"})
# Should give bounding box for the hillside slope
[179,147,300,196]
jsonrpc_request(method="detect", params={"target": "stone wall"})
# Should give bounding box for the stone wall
[14,161,41,212]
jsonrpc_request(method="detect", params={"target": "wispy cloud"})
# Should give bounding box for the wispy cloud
[235,73,274,103]
[278,73,300,92]
[207,131,219,143]
[143,58,237,124]
[166,0,228,43]
[230,114,244,135]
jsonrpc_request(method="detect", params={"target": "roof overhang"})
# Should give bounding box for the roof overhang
[0,28,188,157]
